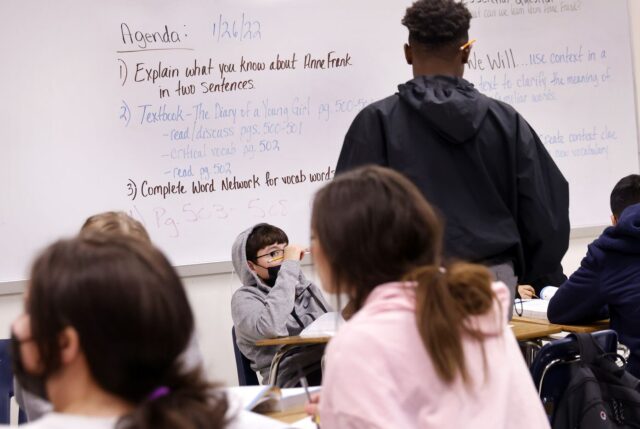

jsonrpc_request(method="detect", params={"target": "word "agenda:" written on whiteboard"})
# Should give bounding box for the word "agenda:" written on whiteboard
[120,23,185,50]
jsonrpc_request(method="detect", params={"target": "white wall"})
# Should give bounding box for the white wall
[1,5,639,388]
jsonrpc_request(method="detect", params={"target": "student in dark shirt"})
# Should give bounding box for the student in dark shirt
[335,0,570,306]
[548,174,640,378]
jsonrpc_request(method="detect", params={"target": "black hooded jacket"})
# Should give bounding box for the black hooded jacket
[336,75,570,284]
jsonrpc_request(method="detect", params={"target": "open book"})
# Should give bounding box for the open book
[300,311,345,338]
[228,385,321,414]
[517,286,558,321]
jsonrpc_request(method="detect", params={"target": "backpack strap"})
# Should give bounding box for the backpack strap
[573,332,640,390]
[572,332,602,365]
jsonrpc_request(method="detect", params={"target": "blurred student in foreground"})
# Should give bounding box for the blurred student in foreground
[14,211,203,421]
[8,233,284,429]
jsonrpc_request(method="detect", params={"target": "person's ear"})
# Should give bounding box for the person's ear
[404,43,413,65]
[59,327,81,365]
[461,46,471,64]
[247,260,257,273]
[611,214,618,226]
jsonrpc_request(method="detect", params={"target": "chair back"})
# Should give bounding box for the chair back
[0,339,15,424]
[231,327,259,386]
[0,339,31,425]
[529,329,618,419]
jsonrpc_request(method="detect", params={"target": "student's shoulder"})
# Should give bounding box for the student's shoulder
[480,92,519,116]
[328,311,399,357]
[354,94,402,119]
[17,414,116,429]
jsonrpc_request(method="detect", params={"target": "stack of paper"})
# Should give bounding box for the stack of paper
[300,311,344,337]
[519,299,550,321]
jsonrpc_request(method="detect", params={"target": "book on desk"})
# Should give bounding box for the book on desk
[518,299,551,321]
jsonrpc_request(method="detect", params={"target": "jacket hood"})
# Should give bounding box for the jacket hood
[231,225,264,289]
[597,203,640,254]
[397,75,490,144]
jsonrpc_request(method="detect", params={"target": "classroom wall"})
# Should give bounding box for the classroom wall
[0,5,639,389]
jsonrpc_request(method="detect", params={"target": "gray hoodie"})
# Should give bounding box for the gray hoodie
[231,225,331,386]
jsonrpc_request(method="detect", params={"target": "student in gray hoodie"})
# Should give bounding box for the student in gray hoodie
[231,223,331,387]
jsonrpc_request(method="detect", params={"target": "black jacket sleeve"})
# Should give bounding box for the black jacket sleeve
[335,106,388,174]
[515,115,570,283]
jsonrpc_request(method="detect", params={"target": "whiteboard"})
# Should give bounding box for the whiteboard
[0,0,637,284]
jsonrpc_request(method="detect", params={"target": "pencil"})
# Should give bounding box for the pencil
[298,367,321,429]
[459,38,477,51]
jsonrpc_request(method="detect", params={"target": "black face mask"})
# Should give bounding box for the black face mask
[10,333,48,401]
[259,264,282,287]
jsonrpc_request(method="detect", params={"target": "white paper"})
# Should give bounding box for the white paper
[300,311,345,337]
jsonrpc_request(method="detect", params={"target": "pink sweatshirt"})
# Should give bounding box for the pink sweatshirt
[319,281,550,429]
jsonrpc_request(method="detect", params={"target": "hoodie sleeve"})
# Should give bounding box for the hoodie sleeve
[231,260,300,340]
[515,115,570,284]
[336,105,388,174]
[547,243,609,324]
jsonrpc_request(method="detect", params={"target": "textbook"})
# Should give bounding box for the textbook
[518,287,558,321]
[228,386,321,414]
[300,311,344,338]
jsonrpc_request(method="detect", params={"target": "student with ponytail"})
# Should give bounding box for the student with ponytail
[307,166,548,428]
[7,233,283,429]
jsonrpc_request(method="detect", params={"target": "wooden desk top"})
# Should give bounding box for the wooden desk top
[265,409,308,424]
[513,316,609,334]
[255,335,332,347]
[255,318,603,347]
[511,319,562,341]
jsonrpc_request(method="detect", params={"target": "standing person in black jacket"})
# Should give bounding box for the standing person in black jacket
[336,0,570,308]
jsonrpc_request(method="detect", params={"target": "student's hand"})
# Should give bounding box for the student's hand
[284,244,307,261]
[518,285,536,299]
[304,393,321,420]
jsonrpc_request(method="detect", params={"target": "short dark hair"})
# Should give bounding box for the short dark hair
[610,174,640,218]
[28,234,228,429]
[402,0,471,48]
[246,224,288,262]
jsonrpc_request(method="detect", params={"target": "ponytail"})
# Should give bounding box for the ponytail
[409,262,497,384]
[117,366,229,429]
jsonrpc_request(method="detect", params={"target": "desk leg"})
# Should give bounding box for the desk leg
[268,345,296,386]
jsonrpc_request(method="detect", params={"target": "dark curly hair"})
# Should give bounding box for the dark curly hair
[402,0,471,47]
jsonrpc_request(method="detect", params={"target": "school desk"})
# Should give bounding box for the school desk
[512,316,610,334]
[510,319,563,341]
[255,322,565,386]
[266,409,309,424]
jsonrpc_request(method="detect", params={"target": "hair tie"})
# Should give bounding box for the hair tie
[148,386,170,401]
